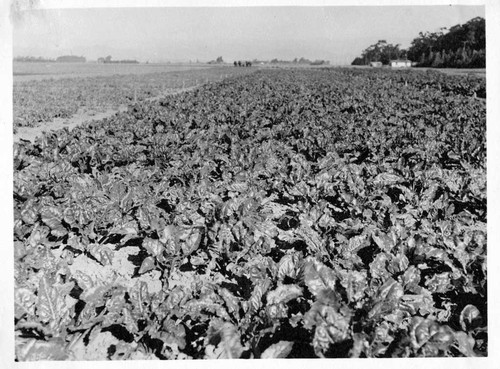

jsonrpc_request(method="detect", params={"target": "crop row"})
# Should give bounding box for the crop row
[14,68,486,359]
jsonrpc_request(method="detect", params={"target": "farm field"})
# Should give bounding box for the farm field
[424,68,485,78]
[13,62,220,81]
[347,65,486,79]
[13,64,255,138]
[13,68,486,359]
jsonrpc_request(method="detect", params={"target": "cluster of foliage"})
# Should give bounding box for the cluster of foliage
[14,68,486,360]
[407,17,485,68]
[351,40,407,66]
[97,56,139,64]
[13,67,254,130]
[56,56,87,63]
[208,57,225,65]
[269,58,330,65]
[14,56,56,63]
[352,17,485,68]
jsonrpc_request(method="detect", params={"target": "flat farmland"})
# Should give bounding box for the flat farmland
[13,63,255,141]
[14,62,219,81]
[14,68,486,359]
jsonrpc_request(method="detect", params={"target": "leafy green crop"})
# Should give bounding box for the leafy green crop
[14,68,486,359]
[13,67,255,130]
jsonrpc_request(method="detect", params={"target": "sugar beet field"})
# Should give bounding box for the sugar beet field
[14,68,486,360]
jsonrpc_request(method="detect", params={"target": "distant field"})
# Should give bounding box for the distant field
[415,67,486,78]
[13,65,256,137]
[13,62,221,81]
[13,62,485,142]
[348,65,486,78]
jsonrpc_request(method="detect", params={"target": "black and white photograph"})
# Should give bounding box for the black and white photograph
[2,0,498,366]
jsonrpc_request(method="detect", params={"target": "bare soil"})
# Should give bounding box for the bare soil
[13,108,127,143]
[13,86,199,143]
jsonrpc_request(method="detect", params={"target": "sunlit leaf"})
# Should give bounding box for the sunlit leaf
[303,257,337,298]
[261,341,294,358]
[266,284,302,305]
[205,320,245,359]
[219,287,240,315]
[143,237,165,257]
[277,252,302,281]
[459,305,482,331]
[15,288,37,319]
[453,331,477,357]
[138,256,155,274]
[373,172,403,186]
[36,275,76,333]
[16,337,69,361]
[87,243,114,266]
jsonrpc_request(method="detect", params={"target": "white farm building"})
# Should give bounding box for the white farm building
[390,59,412,68]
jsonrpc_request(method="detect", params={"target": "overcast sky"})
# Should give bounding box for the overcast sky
[13,5,485,64]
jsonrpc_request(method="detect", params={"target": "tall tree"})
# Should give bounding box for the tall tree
[351,40,404,66]
[407,17,485,68]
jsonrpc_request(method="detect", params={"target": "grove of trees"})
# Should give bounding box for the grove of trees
[13,56,56,63]
[56,55,86,63]
[97,56,139,64]
[269,57,330,65]
[351,40,406,66]
[351,16,485,68]
[407,16,485,68]
[208,56,225,64]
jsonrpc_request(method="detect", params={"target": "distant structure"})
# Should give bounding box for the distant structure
[370,61,383,67]
[56,55,86,63]
[390,59,412,68]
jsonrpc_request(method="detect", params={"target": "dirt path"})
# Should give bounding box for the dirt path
[13,108,127,143]
[13,86,200,143]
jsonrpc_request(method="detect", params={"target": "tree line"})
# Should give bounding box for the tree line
[97,56,139,64]
[351,16,485,68]
[269,57,330,65]
[14,56,55,63]
[13,55,87,63]
[351,40,407,66]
